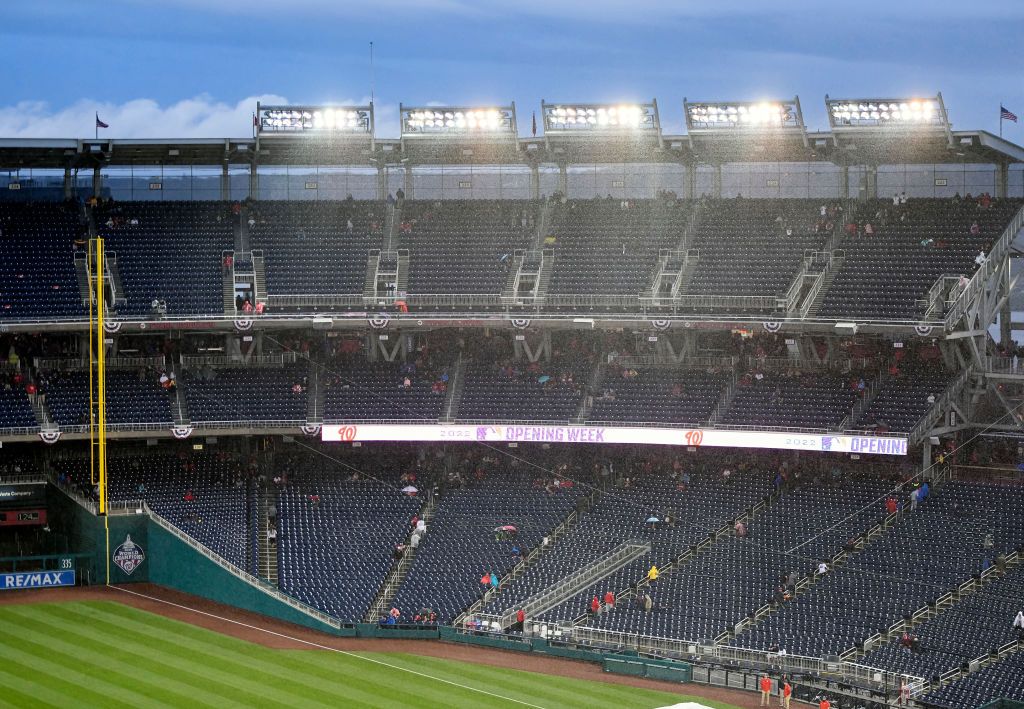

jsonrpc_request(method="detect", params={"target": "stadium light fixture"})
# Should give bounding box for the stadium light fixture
[684,98,804,133]
[542,101,659,134]
[825,95,949,130]
[400,104,516,137]
[256,103,373,135]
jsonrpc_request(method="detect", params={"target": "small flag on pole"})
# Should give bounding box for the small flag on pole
[531,111,537,137]
[1001,105,1018,123]
[95,113,109,129]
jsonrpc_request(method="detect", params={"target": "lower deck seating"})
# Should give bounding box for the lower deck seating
[392,471,583,623]
[58,453,251,570]
[583,478,894,642]
[487,471,772,619]
[922,650,1024,707]
[276,463,422,621]
[862,565,1024,679]
[735,481,1024,657]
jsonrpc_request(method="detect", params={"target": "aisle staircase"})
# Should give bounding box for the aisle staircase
[365,494,438,621]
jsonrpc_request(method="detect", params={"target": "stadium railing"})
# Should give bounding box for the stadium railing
[544,624,922,694]
[179,352,298,368]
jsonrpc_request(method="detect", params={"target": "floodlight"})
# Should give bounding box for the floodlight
[256,103,372,134]
[542,101,658,133]
[825,95,948,130]
[684,98,804,133]
[400,104,515,137]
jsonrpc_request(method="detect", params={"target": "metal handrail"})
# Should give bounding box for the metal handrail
[179,352,298,368]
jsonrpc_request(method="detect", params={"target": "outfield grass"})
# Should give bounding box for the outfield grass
[0,601,742,709]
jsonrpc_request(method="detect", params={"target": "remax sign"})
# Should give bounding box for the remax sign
[0,571,75,590]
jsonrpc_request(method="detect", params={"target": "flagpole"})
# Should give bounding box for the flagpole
[95,112,98,140]
[370,41,375,108]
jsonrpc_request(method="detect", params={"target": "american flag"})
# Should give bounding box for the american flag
[1001,105,1018,123]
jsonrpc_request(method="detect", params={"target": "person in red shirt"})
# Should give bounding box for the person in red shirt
[514,608,525,633]
[781,680,792,708]
[886,496,898,515]
[590,595,600,616]
[819,698,830,709]
[759,674,772,705]
[603,591,615,608]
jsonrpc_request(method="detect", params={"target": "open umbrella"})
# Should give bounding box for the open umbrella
[401,485,418,494]
[537,375,551,384]
[645,516,660,524]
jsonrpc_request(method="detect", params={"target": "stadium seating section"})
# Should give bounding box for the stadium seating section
[687,199,826,301]
[735,480,1024,657]
[546,199,688,295]
[820,198,1022,320]
[400,201,534,294]
[1,196,1020,322]
[58,453,252,571]
[182,364,307,424]
[250,201,383,297]
[45,369,173,427]
[0,202,83,320]
[276,453,423,621]
[96,201,234,316]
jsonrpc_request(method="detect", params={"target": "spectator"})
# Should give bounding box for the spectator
[970,221,981,236]
[760,674,772,706]
[975,250,987,266]
[816,561,829,576]
[603,590,615,610]
[346,218,354,234]
[513,608,525,633]
[647,564,659,583]
[782,679,792,708]
[819,698,831,709]
[255,301,265,315]
[885,496,898,515]
[590,595,600,616]
[183,490,195,502]
[1013,610,1024,638]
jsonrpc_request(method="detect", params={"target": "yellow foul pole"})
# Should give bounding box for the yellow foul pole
[96,241,107,517]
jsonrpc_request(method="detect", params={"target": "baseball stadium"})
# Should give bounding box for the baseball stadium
[2,5,1024,708]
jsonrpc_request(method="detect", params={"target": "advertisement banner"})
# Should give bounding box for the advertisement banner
[321,423,908,456]
[0,570,76,590]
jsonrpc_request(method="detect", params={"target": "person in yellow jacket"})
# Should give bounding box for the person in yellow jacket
[647,564,659,582]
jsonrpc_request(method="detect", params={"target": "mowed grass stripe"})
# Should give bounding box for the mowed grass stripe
[0,667,67,709]
[376,652,623,708]
[0,630,199,709]
[75,602,538,708]
[34,604,352,709]
[0,650,139,709]
[288,650,540,709]
[2,606,255,709]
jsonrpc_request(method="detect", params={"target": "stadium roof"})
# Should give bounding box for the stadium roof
[0,129,1021,170]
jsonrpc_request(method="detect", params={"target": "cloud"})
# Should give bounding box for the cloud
[0,94,403,140]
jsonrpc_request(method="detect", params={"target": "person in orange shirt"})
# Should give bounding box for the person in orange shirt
[819,698,831,709]
[781,680,792,708]
[759,674,772,706]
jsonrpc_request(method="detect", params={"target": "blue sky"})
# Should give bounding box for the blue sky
[1,0,1022,139]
